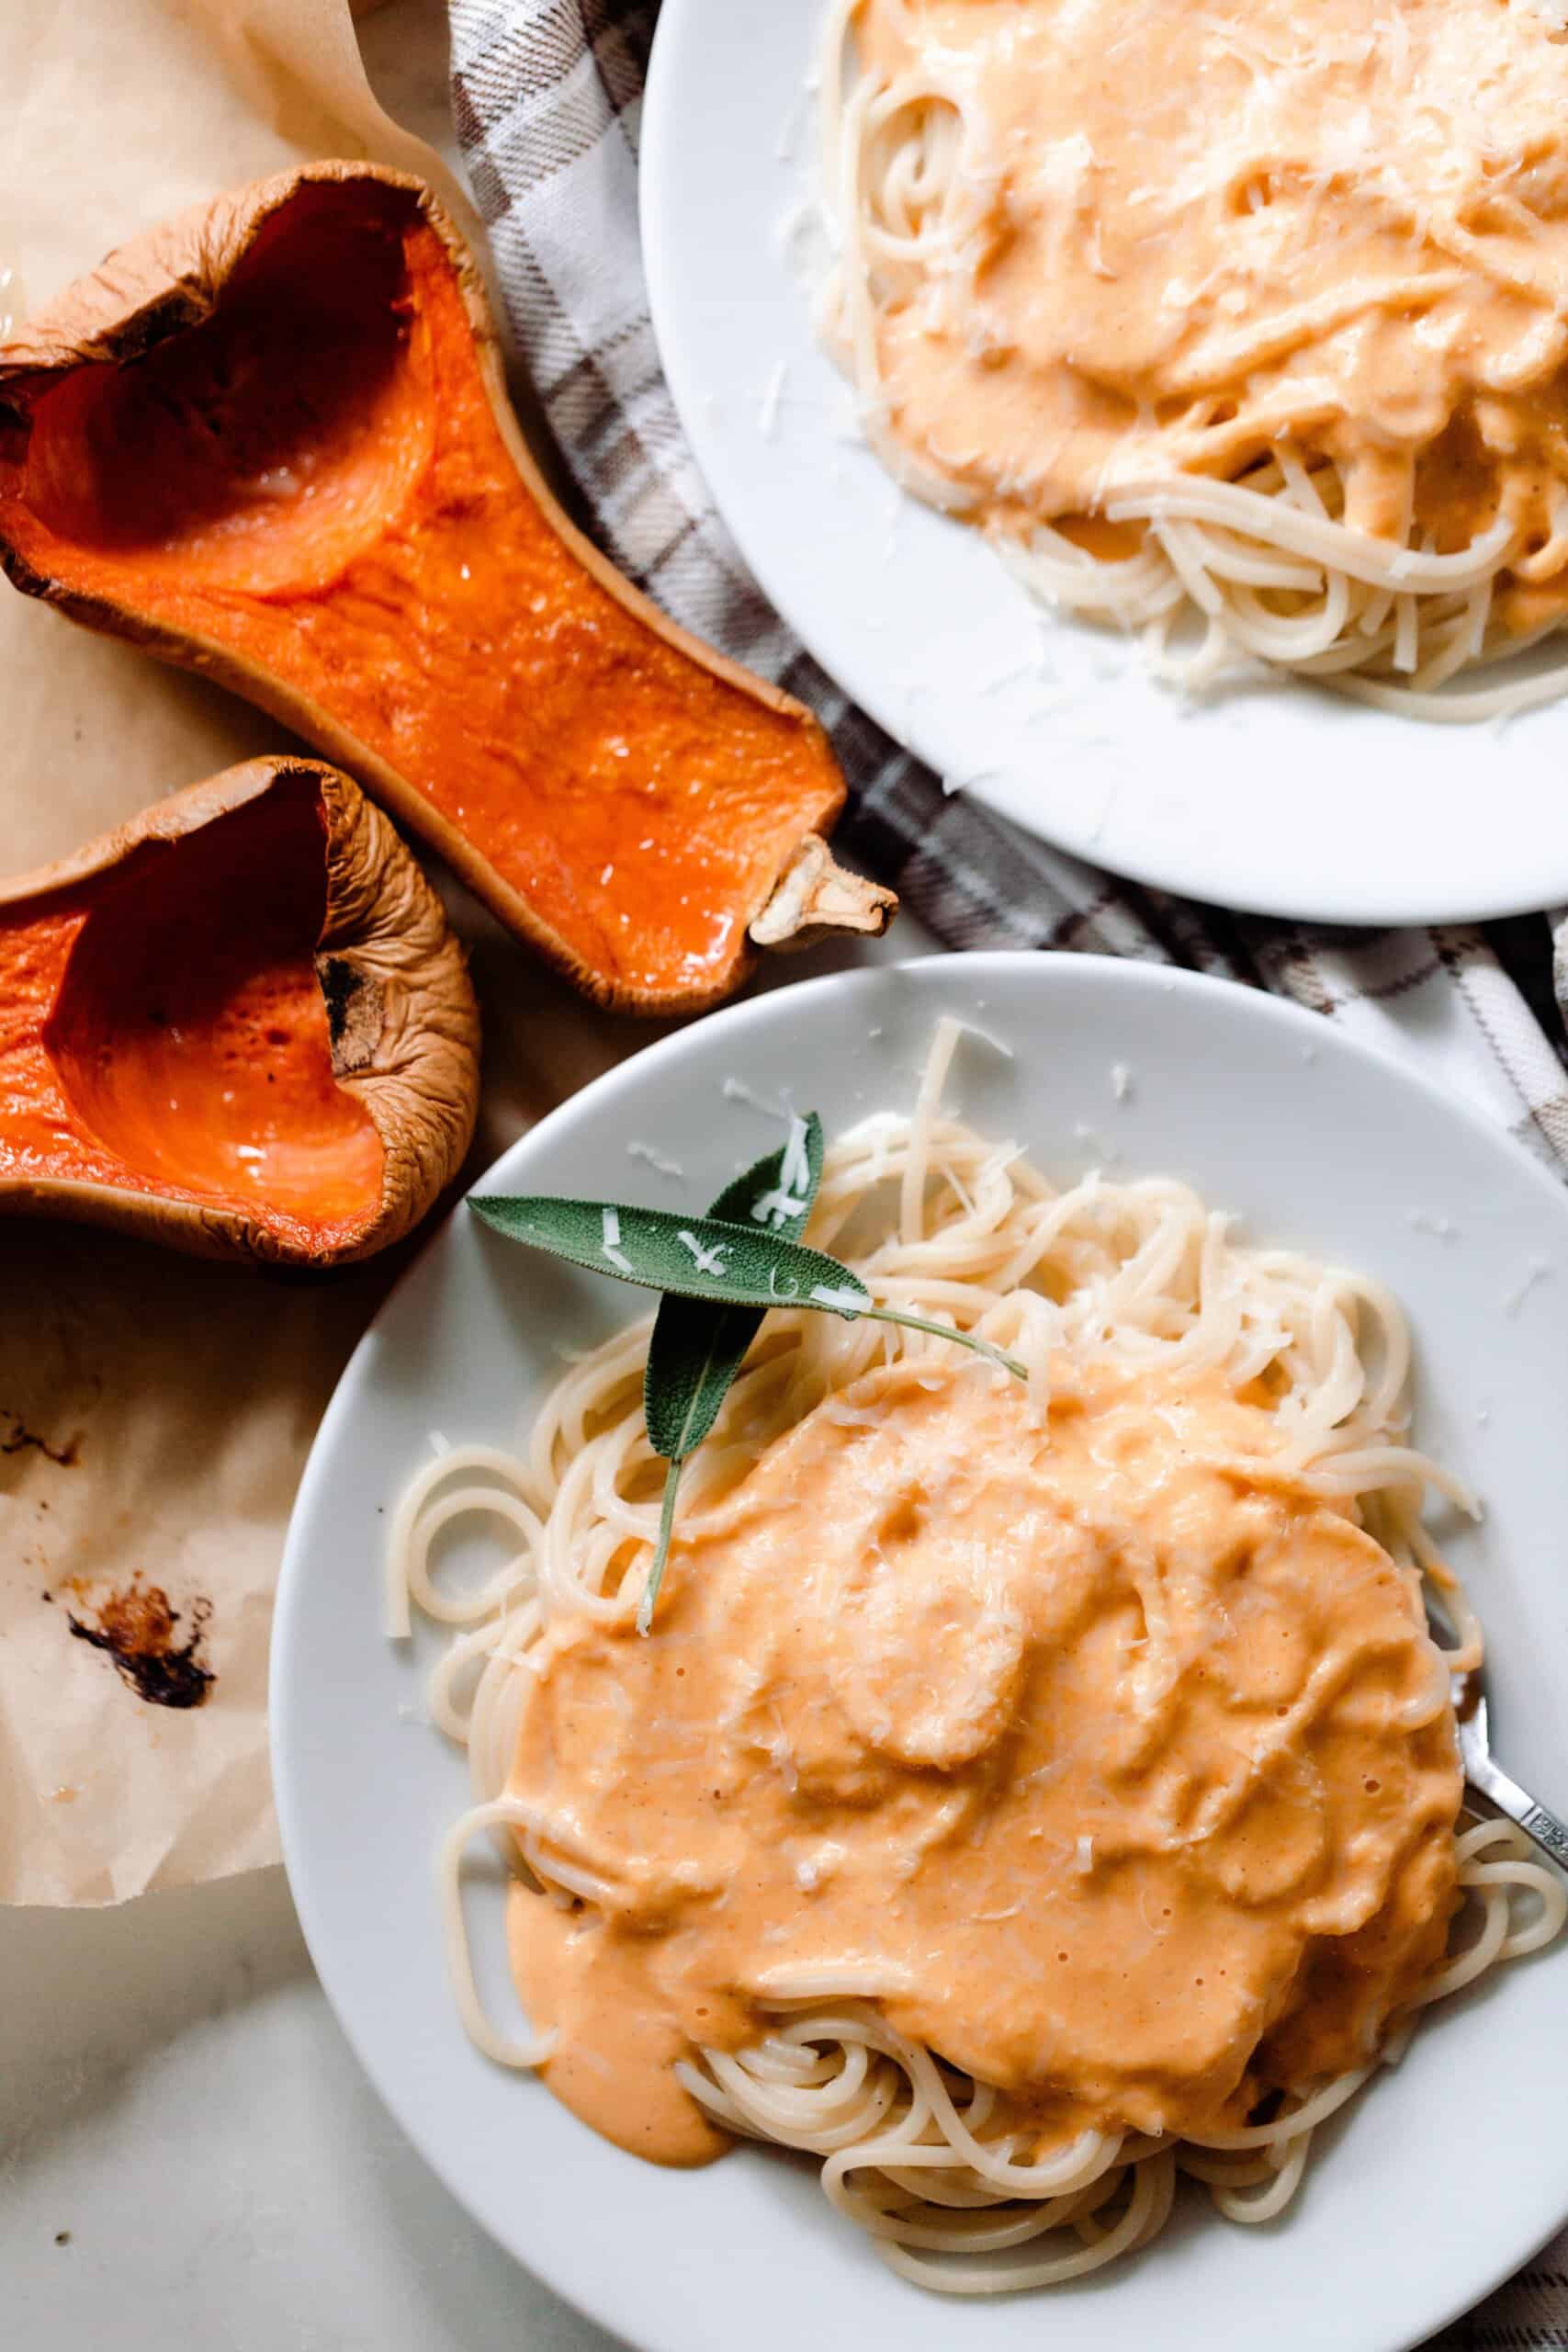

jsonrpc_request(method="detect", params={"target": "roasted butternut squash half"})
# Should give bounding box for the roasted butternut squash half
[0,758,479,1265]
[0,163,893,1013]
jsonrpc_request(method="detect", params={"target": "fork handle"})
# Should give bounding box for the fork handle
[1517,1803,1568,1872]
[1467,1750,1568,1871]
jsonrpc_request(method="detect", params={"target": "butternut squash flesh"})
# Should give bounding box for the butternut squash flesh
[42,784,382,1224]
[0,168,889,1011]
[0,759,480,1265]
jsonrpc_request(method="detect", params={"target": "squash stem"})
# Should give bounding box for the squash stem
[637,1456,685,1635]
[862,1307,1027,1383]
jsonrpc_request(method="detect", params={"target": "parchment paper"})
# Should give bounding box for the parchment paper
[0,0,642,1903]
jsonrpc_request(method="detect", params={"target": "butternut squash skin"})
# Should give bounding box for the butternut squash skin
[0,758,479,1266]
[0,164,893,1013]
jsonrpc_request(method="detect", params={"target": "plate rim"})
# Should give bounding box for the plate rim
[637,0,1568,929]
[273,950,1568,2352]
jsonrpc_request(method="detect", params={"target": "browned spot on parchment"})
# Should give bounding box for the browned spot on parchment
[2,1413,80,1467]
[65,1577,214,1710]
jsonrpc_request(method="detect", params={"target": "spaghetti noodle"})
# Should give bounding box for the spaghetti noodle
[814,0,1568,718]
[391,1022,1563,2293]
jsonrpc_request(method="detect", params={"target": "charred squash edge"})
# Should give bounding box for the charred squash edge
[0,755,481,1268]
[0,162,896,1014]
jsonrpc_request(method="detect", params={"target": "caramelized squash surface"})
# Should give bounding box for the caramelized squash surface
[0,171,869,1010]
[52,783,383,1221]
[0,760,479,1265]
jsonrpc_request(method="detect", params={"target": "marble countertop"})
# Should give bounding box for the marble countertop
[2,1868,614,2351]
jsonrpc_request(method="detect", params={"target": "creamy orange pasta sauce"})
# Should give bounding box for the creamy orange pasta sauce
[828,0,1568,694]
[506,1360,1461,2167]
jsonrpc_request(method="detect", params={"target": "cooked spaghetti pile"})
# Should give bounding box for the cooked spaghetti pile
[817,0,1568,718]
[393,1023,1564,2292]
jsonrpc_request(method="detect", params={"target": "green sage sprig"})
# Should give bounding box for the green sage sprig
[470,1115,1026,1629]
[471,1194,864,1310]
[637,1119,827,1630]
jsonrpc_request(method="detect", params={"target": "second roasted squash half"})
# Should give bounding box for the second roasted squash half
[0,164,893,1013]
[0,757,479,1265]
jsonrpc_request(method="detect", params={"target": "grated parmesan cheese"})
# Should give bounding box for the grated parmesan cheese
[677,1229,729,1277]
[1504,1258,1553,1317]
[751,1188,809,1229]
[601,1206,632,1275]
[627,1141,684,1180]
[811,1283,868,1312]
[722,1076,793,1122]
[758,359,789,440]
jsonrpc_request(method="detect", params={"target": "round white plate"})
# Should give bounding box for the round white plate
[274,954,1568,2352]
[639,0,1568,926]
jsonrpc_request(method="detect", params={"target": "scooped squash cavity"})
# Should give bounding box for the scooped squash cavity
[0,757,479,1265]
[0,164,893,1013]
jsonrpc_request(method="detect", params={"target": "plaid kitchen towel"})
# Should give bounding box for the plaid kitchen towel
[443,14,1568,2333]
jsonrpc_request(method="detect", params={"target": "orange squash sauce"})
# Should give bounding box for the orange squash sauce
[507,1363,1461,2167]
[0,780,381,1244]
[851,0,1568,634]
[0,182,844,1004]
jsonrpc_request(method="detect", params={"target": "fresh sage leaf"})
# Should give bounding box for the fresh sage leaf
[644,1115,826,1462]
[469,1194,867,1317]
[638,1117,826,1631]
[471,1185,1025,1379]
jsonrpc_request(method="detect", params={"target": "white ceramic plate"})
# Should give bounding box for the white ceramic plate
[274,954,1568,2352]
[638,0,1568,926]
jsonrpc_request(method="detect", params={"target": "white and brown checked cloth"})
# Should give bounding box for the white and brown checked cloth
[446,6,1568,2343]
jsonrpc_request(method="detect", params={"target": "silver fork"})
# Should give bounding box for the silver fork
[1452,1669,1568,1870]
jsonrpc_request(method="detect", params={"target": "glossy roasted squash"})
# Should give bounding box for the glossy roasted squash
[0,757,479,1265]
[0,163,893,1013]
